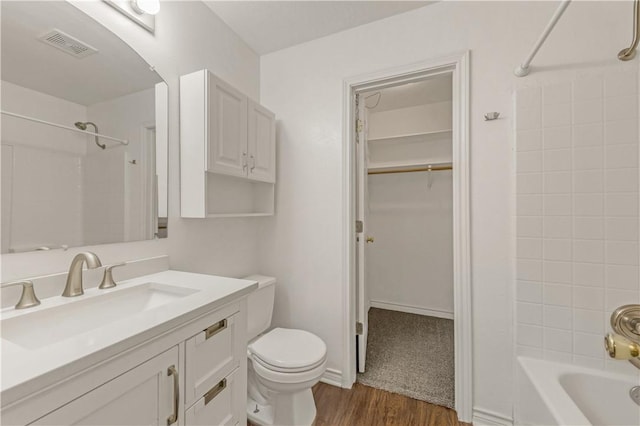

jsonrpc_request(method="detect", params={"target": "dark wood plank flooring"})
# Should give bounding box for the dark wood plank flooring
[311,382,470,426]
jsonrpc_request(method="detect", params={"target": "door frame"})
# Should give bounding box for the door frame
[341,51,472,422]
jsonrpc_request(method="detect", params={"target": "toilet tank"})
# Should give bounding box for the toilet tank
[244,275,276,341]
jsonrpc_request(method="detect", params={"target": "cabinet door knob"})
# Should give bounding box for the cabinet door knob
[167,365,179,425]
[366,236,374,243]
[250,155,256,172]
[242,152,248,171]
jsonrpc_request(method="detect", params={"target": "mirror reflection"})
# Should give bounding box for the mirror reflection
[1,1,168,254]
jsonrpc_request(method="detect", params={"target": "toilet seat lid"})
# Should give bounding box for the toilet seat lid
[249,328,327,371]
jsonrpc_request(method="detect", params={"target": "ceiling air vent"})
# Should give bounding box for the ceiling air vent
[38,29,98,59]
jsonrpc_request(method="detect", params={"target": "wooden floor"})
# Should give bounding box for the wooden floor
[311,382,470,426]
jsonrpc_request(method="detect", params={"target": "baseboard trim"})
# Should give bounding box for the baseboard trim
[320,368,343,387]
[472,408,513,426]
[370,300,454,320]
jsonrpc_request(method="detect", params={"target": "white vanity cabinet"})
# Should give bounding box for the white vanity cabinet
[1,299,248,426]
[180,69,276,218]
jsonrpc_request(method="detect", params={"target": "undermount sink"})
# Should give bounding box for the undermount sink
[1,283,198,350]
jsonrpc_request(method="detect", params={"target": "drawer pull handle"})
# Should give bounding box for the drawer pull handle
[167,365,179,425]
[204,378,227,405]
[204,319,227,340]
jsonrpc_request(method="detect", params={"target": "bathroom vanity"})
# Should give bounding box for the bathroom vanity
[0,271,257,426]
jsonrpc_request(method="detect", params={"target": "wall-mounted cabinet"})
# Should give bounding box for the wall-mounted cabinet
[180,70,276,218]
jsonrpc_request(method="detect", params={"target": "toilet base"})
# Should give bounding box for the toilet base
[247,388,317,426]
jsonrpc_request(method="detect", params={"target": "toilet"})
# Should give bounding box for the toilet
[244,275,327,426]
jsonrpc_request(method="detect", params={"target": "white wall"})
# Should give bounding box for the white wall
[258,1,634,421]
[1,1,261,282]
[515,67,640,376]
[1,81,86,253]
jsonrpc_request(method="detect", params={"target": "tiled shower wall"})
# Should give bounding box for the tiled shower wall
[515,68,640,373]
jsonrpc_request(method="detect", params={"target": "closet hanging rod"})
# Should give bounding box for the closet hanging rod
[1,110,129,146]
[368,165,453,175]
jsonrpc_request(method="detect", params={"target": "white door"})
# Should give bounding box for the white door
[33,347,179,426]
[208,74,248,178]
[356,94,370,373]
[247,99,276,183]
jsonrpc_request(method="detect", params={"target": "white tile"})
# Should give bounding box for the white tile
[574,262,604,287]
[574,309,604,334]
[543,283,572,307]
[544,172,571,194]
[544,126,571,149]
[574,124,603,147]
[517,173,542,194]
[605,241,639,265]
[604,71,638,98]
[543,350,573,363]
[575,355,604,370]
[517,87,542,110]
[574,332,604,358]
[517,302,543,325]
[574,194,604,216]
[517,151,542,173]
[606,289,640,311]
[573,99,603,125]
[543,239,572,261]
[605,217,638,241]
[517,345,542,358]
[605,96,638,121]
[573,147,603,170]
[543,305,572,329]
[544,328,572,353]
[544,261,572,284]
[574,217,604,240]
[573,170,603,193]
[544,216,573,238]
[518,216,543,237]
[573,240,604,263]
[544,195,572,216]
[605,193,638,217]
[544,103,572,128]
[517,130,543,152]
[544,82,572,105]
[605,144,638,169]
[518,238,542,259]
[574,286,604,310]
[573,77,603,101]
[518,195,543,216]
[605,264,639,290]
[518,259,542,281]
[543,149,571,171]
[517,324,542,347]
[604,119,638,146]
[517,106,542,130]
[517,281,543,303]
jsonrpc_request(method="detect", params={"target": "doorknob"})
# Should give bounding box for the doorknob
[366,236,374,243]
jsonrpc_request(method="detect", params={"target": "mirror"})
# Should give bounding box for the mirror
[1,1,168,254]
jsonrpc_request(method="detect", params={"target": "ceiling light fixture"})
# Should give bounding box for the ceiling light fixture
[130,0,160,16]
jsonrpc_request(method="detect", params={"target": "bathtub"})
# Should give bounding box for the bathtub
[516,356,640,425]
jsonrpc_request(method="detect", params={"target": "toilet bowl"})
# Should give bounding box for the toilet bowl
[243,276,327,426]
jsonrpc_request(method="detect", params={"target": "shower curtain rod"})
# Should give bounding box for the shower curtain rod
[514,0,572,77]
[1,110,129,146]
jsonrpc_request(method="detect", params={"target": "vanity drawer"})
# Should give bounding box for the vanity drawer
[185,368,241,426]
[185,312,239,407]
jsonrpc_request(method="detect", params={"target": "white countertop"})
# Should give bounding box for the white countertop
[0,270,257,406]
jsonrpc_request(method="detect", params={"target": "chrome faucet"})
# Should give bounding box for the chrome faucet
[62,252,102,297]
[604,304,640,370]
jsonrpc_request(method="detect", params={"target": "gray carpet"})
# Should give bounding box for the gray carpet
[357,308,455,409]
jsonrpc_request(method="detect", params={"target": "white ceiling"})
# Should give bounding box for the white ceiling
[364,73,452,112]
[1,1,162,106]
[203,1,433,55]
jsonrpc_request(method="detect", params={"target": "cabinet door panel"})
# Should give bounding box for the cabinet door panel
[247,100,276,183]
[32,347,178,426]
[208,76,248,177]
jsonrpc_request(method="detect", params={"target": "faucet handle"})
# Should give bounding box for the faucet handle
[3,280,41,309]
[99,263,127,290]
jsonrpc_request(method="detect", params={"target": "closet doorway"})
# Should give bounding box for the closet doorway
[343,53,471,422]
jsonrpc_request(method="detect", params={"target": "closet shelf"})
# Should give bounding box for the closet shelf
[368,160,453,175]
[368,129,452,142]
